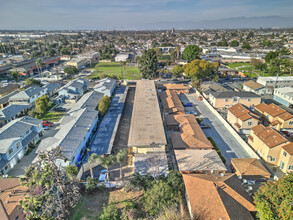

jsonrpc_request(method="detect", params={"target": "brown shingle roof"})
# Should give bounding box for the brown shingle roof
[159,90,185,114]
[243,80,264,90]
[0,178,28,220]
[231,158,271,178]
[182,173,255,220]
[170,115,213,150]
[282,143,293,155]
[278,112,293,121]
[251,124,288,148]
[255,103,286,117]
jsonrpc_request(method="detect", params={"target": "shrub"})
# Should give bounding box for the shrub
[98,96,111,116]
[98,204,121,220]
[208,137,226,163]
[85,177,97,192]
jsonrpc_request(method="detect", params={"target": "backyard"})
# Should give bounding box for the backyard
[88,62,141,80]
[41,111,65,122]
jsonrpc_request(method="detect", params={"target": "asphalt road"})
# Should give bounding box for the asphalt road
[179,92,251,166]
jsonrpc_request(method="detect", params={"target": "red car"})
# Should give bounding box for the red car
[42,121,53,127]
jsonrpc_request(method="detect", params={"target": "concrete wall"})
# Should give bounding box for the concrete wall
[195,89,260,159]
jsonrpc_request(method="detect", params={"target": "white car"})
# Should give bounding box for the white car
[99,169,107,182]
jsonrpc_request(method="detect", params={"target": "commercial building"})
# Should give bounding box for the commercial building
[257,76,293,88]
[128,80,167,175]
[273,87,293,107]
[227,103,259,134]
[254,103,293,131]
[0,116,43,174]
[183,173,256,220]
[66,58,88,69]
[242,80,273,95]
[209,91,261,109]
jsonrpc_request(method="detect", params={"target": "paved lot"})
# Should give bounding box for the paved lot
[179,92,251,165]
[89,86,127,157]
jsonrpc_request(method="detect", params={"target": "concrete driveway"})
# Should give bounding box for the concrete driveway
[179,92,251,165]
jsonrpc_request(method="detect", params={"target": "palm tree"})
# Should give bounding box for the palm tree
[88,153,100,178]
[116,149,128,179]
[100,155,116,183]
[36,58,44,76]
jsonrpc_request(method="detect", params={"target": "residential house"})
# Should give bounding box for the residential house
[0,84,19,97]
[0,178,28,220]
[248,124,288,166]
[257,76,293,88]
[169,114,213,150]
[8,86,47,108]
[231,158,271,180]
[44,83,61,97]
[227,103,259,134]
[183,173,256,220]
[0,91,18,109]
[278,143,293,174]
[242,80,273,95]
[58,78,88,100]
[254,103,293,131]
[201,81,228,99]
[159,90,185,116]
[93,78,116,97]
[273,87,293,107]
[0,104,29,127]
[128,80,168,176]
[175,150,227,174]
[66,58,88,69]
[209,91,261,109]
[0,116,43,174]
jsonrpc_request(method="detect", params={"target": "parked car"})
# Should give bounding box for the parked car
[99,169,107,182]
[200,123,211,129]
[43,126,49,130]
[42,121,53,127]
[55,106,66,112]
[184,102,193,107]
[281,131,290,137]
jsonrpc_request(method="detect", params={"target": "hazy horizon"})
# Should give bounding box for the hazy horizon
[0,0,293,30]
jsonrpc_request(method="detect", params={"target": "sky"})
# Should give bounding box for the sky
[0,0,292,30]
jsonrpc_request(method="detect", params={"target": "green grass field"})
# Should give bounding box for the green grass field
[226,62,250,68]
[88,62,141,80]
[41,111,65,122]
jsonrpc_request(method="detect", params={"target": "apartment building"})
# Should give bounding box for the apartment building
[159,89,185,116]
[273,87,293,107]
[242,80,273,95]
[257,76,293,88]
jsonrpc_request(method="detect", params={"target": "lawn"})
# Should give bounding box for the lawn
[227,62,260,77]
[69,188,143,220]
[41,111,65,122]
[88,62,141,80]
[226,62,250,68]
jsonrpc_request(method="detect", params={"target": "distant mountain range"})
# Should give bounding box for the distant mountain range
[147,16,293,30]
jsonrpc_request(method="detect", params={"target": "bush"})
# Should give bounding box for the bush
[98,96,111,116]
[208,137,226,163]
[98,204,121,220]
[66,165,79,178]
[196,118,202,124]
[85,177,97,192]
[25,148,32,155]
[124,173,154,192]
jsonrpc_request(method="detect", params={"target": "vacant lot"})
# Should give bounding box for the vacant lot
[69,188,143,220]
[88,62,141,80]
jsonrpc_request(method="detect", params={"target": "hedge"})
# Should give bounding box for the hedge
[207,137,226,164]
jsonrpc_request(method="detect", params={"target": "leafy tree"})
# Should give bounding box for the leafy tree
[116,148,128,179]
[98,96,111,116]
[153,47,163,58]
[35,95,49,114]
[98,204,121,220]
[140,49,158,79]
[255,63,268,72]
[279,48,290,56]
[11,71,19,79]
[242,43,251,50]
[25,77,41,86]
[19,148,80,220]
[171,65,183,78]
[64,66,78,75]
[31,51,43,58]
[182,45,202,62]
[36,58,45,76]
[85,177,97,192]
[183,59,218,80]
[254,173,293,220]
[230,40,239,47]
[66,165,78,179]
[211,74,219,82]
[134,56,141,66]
[268,65,280,76]
[265,51,279,63]
[99,155,116,183]
[60,47,71,55]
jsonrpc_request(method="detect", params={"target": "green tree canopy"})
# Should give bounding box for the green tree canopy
[98,96,111,116]
[64,66,78,75]
[230,40,239,47]
[265,51,279,63]
[241,43,252,50]
[171,65,183,78]
[140,49,158,79]
[25,77,41,86]
[182,45,202,62]
[35,95,49,114]
[183,59,218,80]
[254,173,293,220]
[11,71,19,79]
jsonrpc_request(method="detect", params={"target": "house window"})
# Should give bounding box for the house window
[288,165,293,170]
[4,165,9,171]
[8,148,13,155]
[280,161,285,170]
[283,151,287,158]
[248,122,252,126]
[16,142,20,149]
[289,121,293,125]
[270,157,276,162]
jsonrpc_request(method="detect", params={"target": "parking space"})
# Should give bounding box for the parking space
[178,92,251,165]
